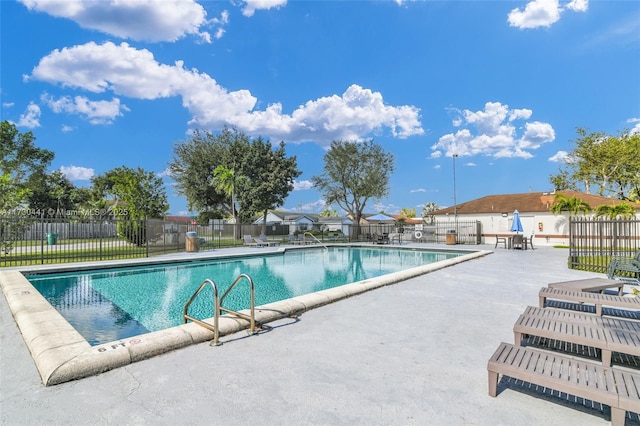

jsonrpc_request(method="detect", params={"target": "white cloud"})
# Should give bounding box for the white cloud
[286,198,326,213]
[3,102,15,108]
[410,188,426,193]
[465,162,476,167]
[17,102,41,128]
[241,0,287,17]
[19,0,212,43]
[566,0,588,12]
[42,93,129,124]
[628,118,640,135]
[508,0,588,30]
[431,101,555,159]
[61,124,75,132]
[27,41,423,146]
[433,164,441,169]
[518,121,556,149]
[59,165,94,180]
[548,150,569,162]
[293,180,314,191]
[373,202,399,214]
[157,168,173,178]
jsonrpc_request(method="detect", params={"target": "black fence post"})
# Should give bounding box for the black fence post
[146,217,149,258]
[40,213,45,265]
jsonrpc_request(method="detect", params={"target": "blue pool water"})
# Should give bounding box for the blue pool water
[27,246,463,345]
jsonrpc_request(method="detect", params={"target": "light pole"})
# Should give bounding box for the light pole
[453,153,458,225]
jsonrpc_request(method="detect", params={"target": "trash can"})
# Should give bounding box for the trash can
[46,233,58,245]
[186,232,199,252]
[445,230,456,245]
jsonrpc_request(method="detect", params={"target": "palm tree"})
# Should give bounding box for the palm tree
[212,165,249,239]
[594,203,637,219]
[549,194,592,215]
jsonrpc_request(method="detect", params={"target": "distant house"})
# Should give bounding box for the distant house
[433,190,640,247]
[253,211,353,235]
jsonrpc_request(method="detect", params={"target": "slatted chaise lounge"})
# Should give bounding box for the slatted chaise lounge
[514,308,640,366]
[243,235,260,247]
[488,342,640,425]
[539,287,640,316]
[523,305,640,334]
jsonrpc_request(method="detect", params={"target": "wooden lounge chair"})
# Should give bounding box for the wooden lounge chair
[287,234,299,245]
[523,305,640,334]
[243,235,259,247]
[514,308,640,367]
[539,287,640,316]
[488,342,640,425]
[258,235,280,247]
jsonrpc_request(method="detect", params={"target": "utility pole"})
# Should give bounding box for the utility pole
[453,153,458,225]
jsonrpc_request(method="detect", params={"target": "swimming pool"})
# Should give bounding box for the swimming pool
[0,244,490,385]
[27,246,461,345]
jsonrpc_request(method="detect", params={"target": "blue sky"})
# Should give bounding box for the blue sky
[2,0,639,216]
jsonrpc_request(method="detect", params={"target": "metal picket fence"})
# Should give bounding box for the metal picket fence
[1,215,484,267]
[569,216,640,272]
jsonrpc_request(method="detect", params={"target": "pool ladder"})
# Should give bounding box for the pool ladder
[304,231,328,251]
[183,274,260,346]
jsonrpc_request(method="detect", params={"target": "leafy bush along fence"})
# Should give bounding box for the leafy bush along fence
[0,216,483,267]
[569,216,640,272]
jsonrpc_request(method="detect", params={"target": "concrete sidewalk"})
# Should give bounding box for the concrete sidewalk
[1,245,638,425]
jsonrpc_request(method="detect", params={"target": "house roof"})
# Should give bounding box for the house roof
[255,211,352,224]
[164,215,194,223]
[433,190,640,215]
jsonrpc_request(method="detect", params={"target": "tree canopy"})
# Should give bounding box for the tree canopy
[311,139,395,235]
[169,127,300,236]
[91,166,168,219]
[549,128,640,201]
[26,170,91,215]
[1,120,54,213]
[400,207,416,218]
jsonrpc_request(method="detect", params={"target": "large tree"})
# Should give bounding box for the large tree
[168,129,230,213]
[91,166,169,246]
[549,128,640,201]
[0,120,54,213]
[92,166,169,219]
[26,170,91,215]
[311,139,395,237]
[170,128,300,237]
[241,138,301,236]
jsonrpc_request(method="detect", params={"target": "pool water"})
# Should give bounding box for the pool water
[27,246,462,345]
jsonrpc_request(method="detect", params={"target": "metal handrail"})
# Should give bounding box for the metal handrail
[183,278,221,345]
[219,274,258,335]
[183,274,258,346]
[304,231,328,250]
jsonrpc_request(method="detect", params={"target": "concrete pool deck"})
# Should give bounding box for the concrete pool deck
[1,244,639,425]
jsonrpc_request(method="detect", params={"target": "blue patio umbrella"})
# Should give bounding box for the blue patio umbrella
[510,210,523,234]
[367,213,396,222]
